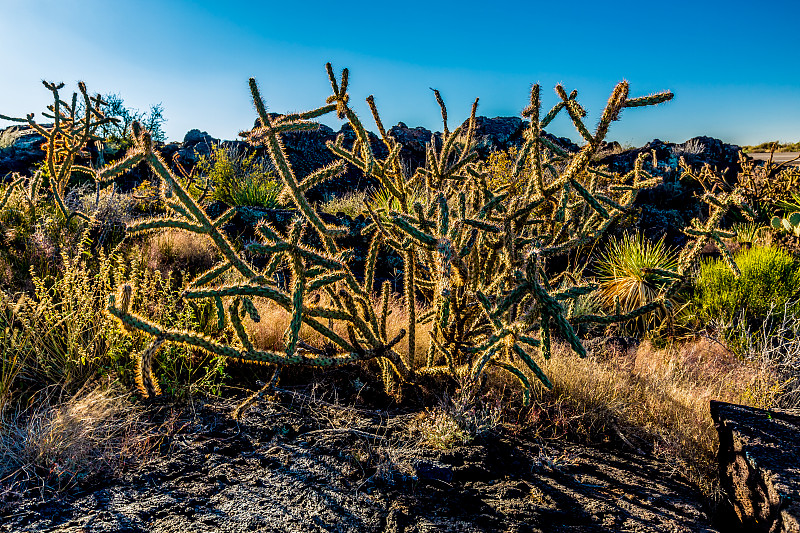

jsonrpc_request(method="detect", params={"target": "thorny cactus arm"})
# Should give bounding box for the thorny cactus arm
[1,81,135,223]
[107,291,407,367]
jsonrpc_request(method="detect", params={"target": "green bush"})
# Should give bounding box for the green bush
[693,245,800,330]
[197,144,282,208]
[0,240,229,408]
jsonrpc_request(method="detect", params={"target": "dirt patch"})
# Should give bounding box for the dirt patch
[1,386,720,533]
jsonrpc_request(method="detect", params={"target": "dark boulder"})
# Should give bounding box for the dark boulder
[597,136,744,180]
[710,401,800,532]
[172,129,224,168]
[183,129,216,146]
[596,136,745,249]
[465,116,526,157]
[387,121,438,173]
[0,125,47,177]
[455,116,580,158]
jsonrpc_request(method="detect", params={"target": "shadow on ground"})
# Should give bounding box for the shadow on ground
[0,383,719,533]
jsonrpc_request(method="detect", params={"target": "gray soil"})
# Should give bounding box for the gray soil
[0,376,720,533]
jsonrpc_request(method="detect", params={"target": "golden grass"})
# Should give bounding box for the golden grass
[245,291,432,361]
[517,337,781,493]
[143,229,221,275]
[0,381,159,495]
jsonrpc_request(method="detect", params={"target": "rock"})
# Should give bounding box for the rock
[173,129,223,168]
[277,121,382,202]
[183,129,216,146]
[597,136,744,180]
[0,391,719,532]
[710,401,800,532]
[387,121,438,172]
[412,459,454,484]
[594,136,745,249]
[455,116,580,159]
[0,125,47,177]
[465,116,526,157]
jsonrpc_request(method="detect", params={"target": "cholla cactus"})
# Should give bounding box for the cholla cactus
[94,64,749,408]
[8,71,756,411]
[1,81,144,222]
[675,157,750,279]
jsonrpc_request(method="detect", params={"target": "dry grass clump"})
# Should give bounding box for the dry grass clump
[143,229,221,275]
[410,385,503,449]
[317,190,368,218]
[520,337,780,493]
[0,381,158,499]
[380,294,433,369]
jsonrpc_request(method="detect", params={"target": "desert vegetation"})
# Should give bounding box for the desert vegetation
[742,140,800,153]
[0,67,798,511]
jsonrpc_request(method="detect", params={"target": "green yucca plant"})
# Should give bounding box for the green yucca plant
[367,184,427,219]
[595,233,680,333]
[733,221,767,245]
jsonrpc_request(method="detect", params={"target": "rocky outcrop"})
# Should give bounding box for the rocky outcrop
[597,136,744,179]
[710,401,800,532]
[0,121,748,245]
[596,136,746,248]
[0,125,46,177]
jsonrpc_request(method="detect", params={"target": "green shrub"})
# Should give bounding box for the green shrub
[693,245,800,331]
[0,240,229,406]
[197,144,282,208]
[318,190,368,218]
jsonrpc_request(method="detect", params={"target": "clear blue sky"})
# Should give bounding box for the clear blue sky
[1,0,798,147]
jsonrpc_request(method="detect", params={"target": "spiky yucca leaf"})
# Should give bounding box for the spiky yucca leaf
[595,233,678,333]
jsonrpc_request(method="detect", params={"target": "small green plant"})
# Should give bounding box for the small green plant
[594,233,680,333]
[693,245,800,335]
[318,190,368,218]
[367,184,426,216]
[733,221,767,245]
[413,385,501,449]
[197,144,283,208]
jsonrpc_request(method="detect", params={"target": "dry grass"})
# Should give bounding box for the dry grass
[143,229,221,276]
[516,337,780,493]
[246,291,432,361]
[317,190,368,218]
[0,380,158,498]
